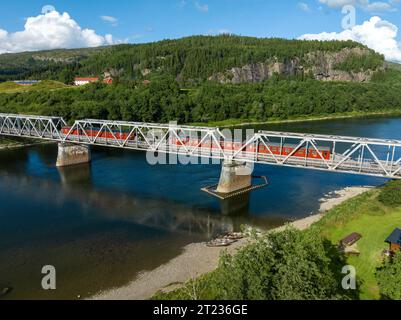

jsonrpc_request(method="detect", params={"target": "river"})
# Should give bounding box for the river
[0,115,397,299]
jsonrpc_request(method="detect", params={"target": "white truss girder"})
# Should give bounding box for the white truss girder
[1,113,401,179]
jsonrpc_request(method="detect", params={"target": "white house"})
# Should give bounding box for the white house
[74,77,99,86]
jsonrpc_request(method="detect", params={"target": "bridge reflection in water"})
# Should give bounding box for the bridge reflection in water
[0,164,264,238]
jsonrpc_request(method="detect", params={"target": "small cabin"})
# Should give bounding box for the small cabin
[385,228,401,252]
[340,232,362,248]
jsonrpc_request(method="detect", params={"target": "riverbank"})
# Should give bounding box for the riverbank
[91,186,371,300]
[190,110,401,128]
[0,137,53,150]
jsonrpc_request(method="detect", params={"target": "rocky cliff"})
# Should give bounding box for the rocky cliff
[209,48,383,84]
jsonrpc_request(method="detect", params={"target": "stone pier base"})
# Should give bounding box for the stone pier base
[56,143,91,167]
[216,160,252,194]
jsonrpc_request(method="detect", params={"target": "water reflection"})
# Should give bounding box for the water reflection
[58,164,93,189]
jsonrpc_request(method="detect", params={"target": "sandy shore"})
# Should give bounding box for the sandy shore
[91,186,371,300]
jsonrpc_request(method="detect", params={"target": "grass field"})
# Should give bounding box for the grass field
[314,189,401,300]
[0,80,69,93]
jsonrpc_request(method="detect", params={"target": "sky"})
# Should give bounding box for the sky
[0,0,401,62]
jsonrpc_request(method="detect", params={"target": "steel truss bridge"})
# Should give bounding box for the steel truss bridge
[1,112,401,179]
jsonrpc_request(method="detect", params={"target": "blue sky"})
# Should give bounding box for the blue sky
[0,1,401,61]
[0,0,399,42]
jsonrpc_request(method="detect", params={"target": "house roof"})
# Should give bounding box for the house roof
[385,228,401,245]
[340,233,362,246]
[74,77,99,81]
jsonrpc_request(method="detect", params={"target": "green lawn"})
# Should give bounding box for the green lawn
[153,186,401,300]
[314,189,401,300]
[0,80,70,93]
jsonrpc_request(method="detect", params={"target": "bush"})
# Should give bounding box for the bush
[156,228,358,300]
[376,252,401,300]
[378,180,401,207]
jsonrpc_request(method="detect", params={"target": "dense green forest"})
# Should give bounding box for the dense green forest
[1,69,401,124]
[0,47,105,83]
[0,35,383,82]
[0,35,399,124]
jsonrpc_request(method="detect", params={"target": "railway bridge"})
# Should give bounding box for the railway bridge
[1,113,401,196]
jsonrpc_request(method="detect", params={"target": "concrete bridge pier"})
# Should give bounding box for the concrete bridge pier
[56,143,91,167]
[216,160,252,194]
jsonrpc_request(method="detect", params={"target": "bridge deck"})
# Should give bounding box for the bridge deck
[1,113,401,179]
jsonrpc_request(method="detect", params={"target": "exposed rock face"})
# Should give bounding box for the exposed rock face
[209,48,384,84]
[211,59,301,84]
[306,47,381,82]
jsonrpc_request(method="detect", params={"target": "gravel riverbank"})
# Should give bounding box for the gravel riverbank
[91,186,371,300]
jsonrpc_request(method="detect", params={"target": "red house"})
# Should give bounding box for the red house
[103,77,113,85]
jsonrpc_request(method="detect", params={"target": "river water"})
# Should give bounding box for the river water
[0,115,398,299]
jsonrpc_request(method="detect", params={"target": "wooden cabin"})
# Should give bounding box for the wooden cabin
[340,233,362,248]
[385,228,401,252]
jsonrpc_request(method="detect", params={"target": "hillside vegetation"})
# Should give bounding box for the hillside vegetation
[0,35,399,125]
[0,47,105,82]
[0,80,68,93]
[0,35,384,82]
[1,71,400,124]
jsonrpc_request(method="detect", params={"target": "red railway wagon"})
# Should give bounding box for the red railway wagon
[60,128,331,161]
[61,127,135,141]
[258,143,331,160]
[172,138,331,160]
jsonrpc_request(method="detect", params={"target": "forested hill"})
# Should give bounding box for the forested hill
[1,35,400,126]
[0,35,385,83]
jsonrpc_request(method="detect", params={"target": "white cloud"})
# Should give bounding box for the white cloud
[318,0,398,12]
[0,9,115,54]
[319,0,365,8]
[178,0,187,8]
[299,16,401,63]
[100,15,118,27]
[298,2,312,12]
[208,28,232,35]
[195,1,209,12]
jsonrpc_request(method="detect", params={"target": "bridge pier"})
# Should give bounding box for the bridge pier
[216,160,252,194]
[56,143,91,167]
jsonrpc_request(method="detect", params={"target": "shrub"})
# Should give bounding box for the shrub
[378,180,401,207]
[376,252,401,300]
[155,228,358,300]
